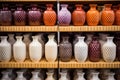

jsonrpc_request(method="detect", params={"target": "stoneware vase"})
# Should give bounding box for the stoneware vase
[106,72,115,80]
[0,36,11,62]
[13,36,26,62]
[58,4,71,26]
[45,72,55,80]
[87,4,100,26]
[59,72,68,80]
[90,72,100,80]
[15,71,26,80]
[43,4,56,26]
[29,36,42,62]
[72,4,86,26]
[116,4,120,25]
[45,34,57,62]
[30,71,41,80]
[102,37,116,62]
[1,71,11,80]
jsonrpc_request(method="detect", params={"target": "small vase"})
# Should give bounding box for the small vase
[106,72,115,80]
[90,72,100,80]
[15,71,26,80]
[46,72,55,80]
[13,36,26,62]
[43,4,56,26]
[58,4,71,26]
[101,4,115,26]
[30,71,41,80]
[29,36,42,62]
[45,34,57,62]
[1,71,11,80]
[87,4,100,26]
[85,33,94,45]
[102,37,116,62]
[72,4,86,26]
[59,36,72,62]
[116,4,120,25]
[0,36,11,62]
[59,72,68,80]
[74,36,88,62]
[76,72,85,80]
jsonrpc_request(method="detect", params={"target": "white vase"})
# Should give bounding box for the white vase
[1,71,11,80]
[74,36,88,62]
[90,72,100,80]
[30,71,41,80]
[29,36,42,62]
[45,72,55,80]
[15,71,26,80]
[76,72,85,80]
[45,34,57,62]
[59,72,68,80]
[13,36,26,62]
[0,36,11,62]
[106,72,115,80]
[102,37,116,62]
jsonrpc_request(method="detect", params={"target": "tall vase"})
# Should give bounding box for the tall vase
[15,71,26,80]
[58,4,71,26]
[87,4,100,26]
[45,34,57,62]
[72,4,85,26]
[102,37,116,62]
[101,4,115,26]
[116,4,120,25]
[43,4,56,26]
[106,72,115,80]
[13,36,26,62]
[0,36,11,62]
[59,72,68,80]
[59,36,72,62]
[76,72,85,80]
[1,71,11,80]
[74,37,88,62]
[90,72,100,80]
[29,36,42,62]
[45,72,55,80]
[30,71,41,80]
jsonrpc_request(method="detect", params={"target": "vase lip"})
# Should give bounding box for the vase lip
[1,36,8,39]
[61,4,68,7]
[77,36,85,39]
[104,4,112,7]
[89,4,97,7]
[75,4,83,7]
[46,4,53,7]
[107,36,114,39]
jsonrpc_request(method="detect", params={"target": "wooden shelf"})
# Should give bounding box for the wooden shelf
[0,0,56,2]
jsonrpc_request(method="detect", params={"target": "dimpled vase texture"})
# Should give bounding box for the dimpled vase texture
[87,4,100,26]
[72,4,85,26]
[116,4,120,25]
[58,4,71,26]
[43,4,56,26]
[101,4,115,26]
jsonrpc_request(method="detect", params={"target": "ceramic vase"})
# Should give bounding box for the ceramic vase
[76,72,85,80]
[1,71,11,80]
[116,4,120,25]
[87,4,100,26]
[13,36,26,62]
[106,72,115,80]
[15,71,26,80]
[90,72,100,80]
[72,4,85,26]
[0,36,11,62]
[74,36,88,62]
[59,72,68,80]
[58,4,71,26]
[45,34,57,62]
[101,4,115,26]
[45,72,55,80]
[30,71,41,80]
[43,4,56,26]
[29,36,42,62]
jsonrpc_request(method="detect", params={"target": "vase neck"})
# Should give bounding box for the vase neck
[16,36,23,42]
[76,5,83,11]
[62,37,69,43]
[90,4,97,10]
[77,72,84,78]
[47,72,54,78]
[8,34,14,39]
[92,72,99,78]
[87,34,93,41]
[104,4,112,10]
[32,72,39,78]
[17,72,24,78]
[2,72,9,78]
[46,4,53,11]
[32,36,38,42]
[107,37,114,43]
[1,36,8,43]
[78,37,85,42]
[61,4,68,10]
[48,35,55,41]
[60,72,67,77]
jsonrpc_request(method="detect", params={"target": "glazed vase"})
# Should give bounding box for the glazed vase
[90,72,100,80]
[29,36,42,62]
[30,71,41,80]
[1,71,11,80]
[13,36,26,62]
[15,71,26,80]
[59,36,72,62]
[13,4,26,26]
[87,4,100,26]
[59,72,68,80]
[74,36,88,62]
[102,37,116,62]
[43,4,56,26]
[101,4,115,26]
[76,72,85,80]
[88,37,101,62]
[85,33,94,45]
[0,36,11,62]
[58,4,71,26]
[28,4,41,26]
[72,4,85,26]
[106,73,115,80]
[45,72,55,80]
[116,4,120,25]
[45,34,57,62]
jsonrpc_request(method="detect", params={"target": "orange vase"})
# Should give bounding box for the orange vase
[87,4,100,26]
[72,4,86,26]
[43,4,57,26]
[101,4,115,26]
[116,4,120,25]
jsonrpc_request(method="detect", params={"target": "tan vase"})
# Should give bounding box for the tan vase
[116,4,120,25]
[43,4,56,26]
[87,4,100,26]
[101,4,115,26]
[72,4,85,26]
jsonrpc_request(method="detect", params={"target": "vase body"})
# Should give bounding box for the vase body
[1,71,11,80]
[29,36,42,62]
[43,4,56,26]
[46,72,55,80]
[28,4,41,26]
[85,33,94,45]
[87,4,100,26]
[74,37,88,62]
[59,72,68,80]
[106,73,115,80]
[0,36,11,62]
[15,71,26,80]
[90,72,100,80]
[101,4,115,26]
[59,36,72,62]
[13,5,26,26]
[30,71,41,80]
[72,4,85,26]
[116,5,120,25]
[45,34,57,62]
[76,72,85,80]
[58,4,71,26]
[13,36,26,62]
[102,37,116,62]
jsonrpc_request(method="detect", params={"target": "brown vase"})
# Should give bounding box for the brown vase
[101,4,115,26]
[86,4,100,26]
[72,4,86,26]
[59,36,72,62]
[43,4,56,26]
[116,4,120,25]
[88,37,101,62]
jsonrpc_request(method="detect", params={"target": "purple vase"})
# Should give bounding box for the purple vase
[58,4,71,26]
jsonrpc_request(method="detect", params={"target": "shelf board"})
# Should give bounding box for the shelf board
[0,26,58,32]
[59,26,120,32]
[0,0,56,2]
[59,0,119,2]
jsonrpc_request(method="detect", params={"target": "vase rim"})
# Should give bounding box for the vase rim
[89,4,97,7]
[1,36,8,39]
[75,4,83,7]
[16,36,23,39]
[46,4,53,7]
[61,4,68,7]
[104,4,112,7]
